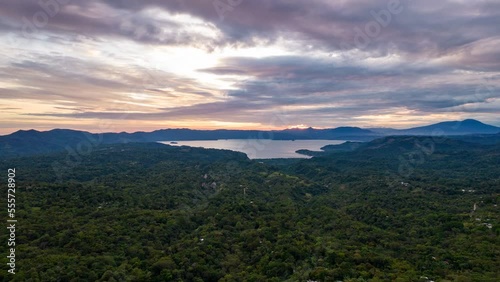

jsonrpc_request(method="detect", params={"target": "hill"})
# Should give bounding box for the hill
[398,119,500,135]
[0,138,498,281]
[1,119,498,158]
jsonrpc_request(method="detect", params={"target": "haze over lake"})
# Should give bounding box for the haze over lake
[160,139,345,159]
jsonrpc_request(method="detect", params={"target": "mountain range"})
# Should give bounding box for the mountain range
[0,119,498,158]
[369,119,500,135]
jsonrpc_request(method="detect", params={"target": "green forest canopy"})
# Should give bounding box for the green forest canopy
[0,137,498,281]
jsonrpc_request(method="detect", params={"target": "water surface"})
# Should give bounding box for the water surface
[160,139,345,159]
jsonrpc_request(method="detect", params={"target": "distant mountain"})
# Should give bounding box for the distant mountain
[0,129,99,158]
[397,119,500,135]
[367,127,402,135]
[276,126,378,140]
[0,127,379,159]
[1,119,498,158]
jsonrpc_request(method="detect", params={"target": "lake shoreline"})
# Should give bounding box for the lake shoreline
[159,139,348,159]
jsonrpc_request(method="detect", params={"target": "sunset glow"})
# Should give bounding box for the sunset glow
[1,0,499,134]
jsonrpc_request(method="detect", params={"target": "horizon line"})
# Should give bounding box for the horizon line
[2,118,499,137]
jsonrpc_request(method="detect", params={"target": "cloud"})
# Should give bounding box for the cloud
[1,0,499,133]
[2,1,498,55]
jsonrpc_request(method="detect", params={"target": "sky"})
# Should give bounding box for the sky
[0,0,499,134]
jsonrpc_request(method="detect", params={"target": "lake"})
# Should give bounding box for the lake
[159,139,345,159]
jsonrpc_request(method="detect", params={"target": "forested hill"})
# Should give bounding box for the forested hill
[1,119,498,159]
[296,134,500,157]
[0,127,379,159]
[0,137,498,281]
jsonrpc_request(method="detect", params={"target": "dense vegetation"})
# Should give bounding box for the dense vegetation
[1,119,498,158]
[0,137,498,281]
